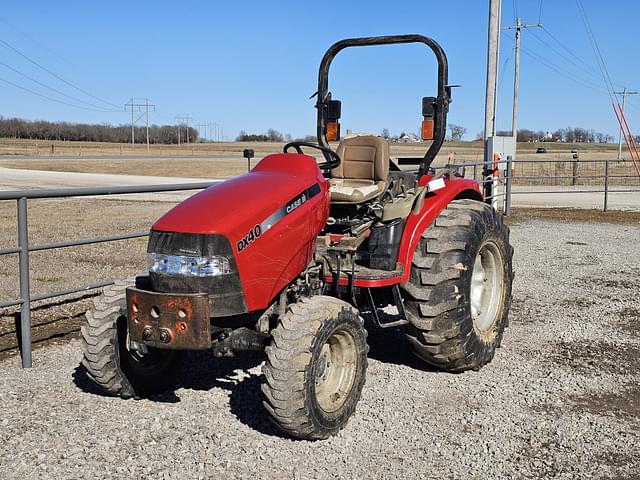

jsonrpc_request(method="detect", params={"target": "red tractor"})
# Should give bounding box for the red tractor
[81,35,513,440]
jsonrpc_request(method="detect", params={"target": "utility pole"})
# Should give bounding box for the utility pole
[614,88,637,160]
[197,123,208,141]
[483,0,502,201]
[504,18,542,139]
[213,122,219,142]
[175,114,192,145]
[125,98,155,150]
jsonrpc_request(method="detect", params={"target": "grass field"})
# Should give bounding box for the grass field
[0,136,622,159]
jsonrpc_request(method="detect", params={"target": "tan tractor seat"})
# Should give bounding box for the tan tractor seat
[330,135,389,203]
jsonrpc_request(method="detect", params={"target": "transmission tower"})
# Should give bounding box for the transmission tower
[125,98,155,151]
[175,114,192,145]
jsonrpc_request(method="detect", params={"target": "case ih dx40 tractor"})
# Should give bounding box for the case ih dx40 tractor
[81,35,513,440]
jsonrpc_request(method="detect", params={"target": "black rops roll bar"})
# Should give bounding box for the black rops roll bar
[316,34,450,178]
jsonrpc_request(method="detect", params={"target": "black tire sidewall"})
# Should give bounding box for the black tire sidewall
[462,220,513,349]
[304,310,368,433]
[114,311,183,396]
[449,207,512,367]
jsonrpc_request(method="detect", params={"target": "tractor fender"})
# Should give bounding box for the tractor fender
[395,178,483,284]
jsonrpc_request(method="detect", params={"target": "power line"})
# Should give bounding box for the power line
[526,29,603,83]
[0,75,122,111]
[498,55,511,90]
[538,0,544,24]
[575,0,615,102]
[539,26,597,74]
[0,60,120,112]
[0,16,75,68]
[519,48,608,95]
[0,37,122,110]
[502,31,608,95]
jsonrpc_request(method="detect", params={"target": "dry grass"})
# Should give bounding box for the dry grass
[0,197,171,356]
[507,207,640,225]
[1,138,636,186]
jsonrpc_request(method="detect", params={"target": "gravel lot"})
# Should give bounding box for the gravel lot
[0,218,639,479]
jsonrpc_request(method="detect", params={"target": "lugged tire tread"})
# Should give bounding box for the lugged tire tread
[401,199,513,372]
[262,296,368,440]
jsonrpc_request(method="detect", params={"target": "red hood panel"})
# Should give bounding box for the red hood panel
[152,153,326,236]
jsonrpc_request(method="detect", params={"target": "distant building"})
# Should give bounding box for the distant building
[399,133,419,143]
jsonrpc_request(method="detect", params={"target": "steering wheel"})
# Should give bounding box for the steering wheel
[283,141,341,171]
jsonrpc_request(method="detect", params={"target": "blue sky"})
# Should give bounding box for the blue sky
[0,0,638,140]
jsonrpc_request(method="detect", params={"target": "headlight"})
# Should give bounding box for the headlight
[147,253,232,277]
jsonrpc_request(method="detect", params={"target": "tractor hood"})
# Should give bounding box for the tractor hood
[150,152,330,313]
[152,152,328,239]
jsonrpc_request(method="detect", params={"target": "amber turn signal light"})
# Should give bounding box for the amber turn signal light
[421,119,434,141]
[326,121,340,141]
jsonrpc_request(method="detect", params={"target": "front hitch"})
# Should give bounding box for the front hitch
[126,287,211,350]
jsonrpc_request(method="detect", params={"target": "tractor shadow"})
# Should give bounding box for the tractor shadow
[73,350,281,437]
[363,317,439,372]
[72,320,436,439]
[178,350,281,436]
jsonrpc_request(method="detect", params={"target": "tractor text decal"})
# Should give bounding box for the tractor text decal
[235,183,321,253]
[237,224,262,252]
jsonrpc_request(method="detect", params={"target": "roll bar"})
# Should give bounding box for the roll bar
[316,34,451,177]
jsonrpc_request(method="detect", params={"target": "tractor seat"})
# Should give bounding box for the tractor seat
[330,135,389,204]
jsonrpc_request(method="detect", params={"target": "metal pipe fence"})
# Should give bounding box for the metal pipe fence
[0,182,215,368]
[1,157,639,368]
[435,158,640,213]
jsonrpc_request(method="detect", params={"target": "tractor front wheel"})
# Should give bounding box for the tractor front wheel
[262,296,368,440]
[402,199,513,372]
[81,280,183,397]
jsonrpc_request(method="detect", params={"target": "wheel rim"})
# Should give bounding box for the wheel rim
[314,328,358,413]
[470,241,504,333]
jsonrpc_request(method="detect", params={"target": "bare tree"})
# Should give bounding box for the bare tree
[448,124,467,141]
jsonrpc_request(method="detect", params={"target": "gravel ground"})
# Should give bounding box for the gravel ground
[0,218,639,479]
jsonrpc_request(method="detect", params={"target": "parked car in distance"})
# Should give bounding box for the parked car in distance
[536,147,547,154]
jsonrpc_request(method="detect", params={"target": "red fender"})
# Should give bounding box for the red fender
[350,176,483,288]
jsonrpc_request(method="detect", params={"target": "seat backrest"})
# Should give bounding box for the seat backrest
[333,135,389,182]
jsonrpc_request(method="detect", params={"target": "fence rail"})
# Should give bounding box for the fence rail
[433,157,640,213]
[1,158,639,368]
[0,182,215,367]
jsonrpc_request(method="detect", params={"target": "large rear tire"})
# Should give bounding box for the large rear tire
[81,279,183,397]
[401,199,513,372]
[262,296,368,440]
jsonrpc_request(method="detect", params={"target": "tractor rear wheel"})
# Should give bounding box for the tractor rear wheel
[402,199,513,372]
[81,279,183,397]
[262,296,368,440]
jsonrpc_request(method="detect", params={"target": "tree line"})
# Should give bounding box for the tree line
[0,117,198,144]
[493,127,632,144]
[236,129,293,142]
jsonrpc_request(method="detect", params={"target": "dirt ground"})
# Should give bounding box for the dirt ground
[0,215,638,479]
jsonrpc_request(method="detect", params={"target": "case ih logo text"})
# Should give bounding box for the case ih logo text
[286,193,307,214]
[237,224,262,252]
